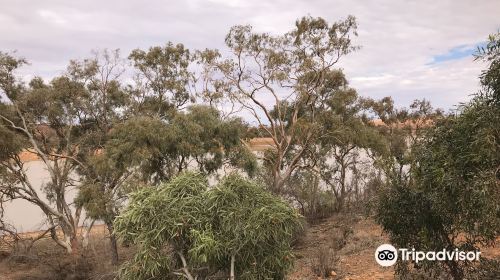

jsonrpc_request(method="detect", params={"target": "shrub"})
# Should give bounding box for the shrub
[114,172,302,279]
[377,44,500,279]
[312,247,339,278]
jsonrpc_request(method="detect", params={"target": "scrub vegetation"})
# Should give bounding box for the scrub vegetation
[0,16,498,280]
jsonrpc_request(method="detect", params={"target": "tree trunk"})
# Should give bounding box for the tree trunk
[106,221,119,265]
[272,170,282,194]
[446,260,463,280]
[230,254,236,280]
[337,166,346,212]
[441,232,463,280]
[82,220,95,250]
[177,252,195,280]
[71,235,80,255]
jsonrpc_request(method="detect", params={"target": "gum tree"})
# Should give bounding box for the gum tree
[128,42,194,118]
[377,33,500,279]
[202,15,359,192]
[0,53,88,254]
[315,89,384,211]
[69,49,130,264]
[0,50,129,258]
[100,105,257,185]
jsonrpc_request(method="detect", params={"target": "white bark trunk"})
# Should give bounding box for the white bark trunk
[178,252,195,280]
[82,220,95,250]
[230,254,235,280]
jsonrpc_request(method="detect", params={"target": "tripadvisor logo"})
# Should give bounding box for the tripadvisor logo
[375,244,481,267]
[375,244,398,266]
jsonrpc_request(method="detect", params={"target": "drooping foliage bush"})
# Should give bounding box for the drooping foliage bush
[114,172,302,279]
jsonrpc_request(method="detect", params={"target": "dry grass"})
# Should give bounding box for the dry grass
[288,214,395,280]
[312,247,341,278]
[2,216,499,280]
[0,225,135,280]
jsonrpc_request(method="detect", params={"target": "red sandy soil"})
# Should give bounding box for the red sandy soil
[288,215,500,280]
[288,216,394,280]
[1,216,498,280]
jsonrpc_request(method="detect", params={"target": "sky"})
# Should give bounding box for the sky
[1,0,499,111]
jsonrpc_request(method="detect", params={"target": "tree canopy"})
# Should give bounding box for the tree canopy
[377,32,500,279]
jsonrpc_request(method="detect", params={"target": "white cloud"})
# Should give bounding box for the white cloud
[1,0,498,110]
[37,9,67,25]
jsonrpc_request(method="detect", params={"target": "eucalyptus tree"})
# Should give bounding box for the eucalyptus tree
[0,52,89,254]
[366,97,443,186]
[201,16,359,192]
[315,89,384,211]
[114,172,302,280]
[75,45,256,265]
[128,42,195,118]
[0,50,131,259]
[377,33,500,279]
[476,32,500,103]
[101,105,257,185]
[68,49,130,264]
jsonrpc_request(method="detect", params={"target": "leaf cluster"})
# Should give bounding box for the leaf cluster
[114,172,302,279]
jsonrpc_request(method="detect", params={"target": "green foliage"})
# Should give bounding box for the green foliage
[104,116,170,181]
[475,32,500,103]
[129,42,194,117]
[368,98,443,185]
[378,101,499,278]
[202,174,302,279]
[204,15,360,192]
[113,173,207,279]
[377,33,500,279]
[114,172,302,279]
[0,124,24,162]
[315,88,384,211]
[226,144,258,178]
[0,124,25,192]
[103,105,256,183]
[0,52,26,100]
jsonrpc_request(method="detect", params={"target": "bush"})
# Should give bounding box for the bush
[466,258,500,280]
[286,170,337,223]
[312,247,339,278]
[114,172,303,279]
[377,73,499,280]
[377,33,500,280]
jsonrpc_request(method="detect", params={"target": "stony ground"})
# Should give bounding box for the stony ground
[288,215,394,280]
[288,215,500,280]
[1,216,499,279]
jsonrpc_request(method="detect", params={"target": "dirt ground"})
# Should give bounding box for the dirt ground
[1,216,498,280]
[287,215,394,280]
[288,215,500,280]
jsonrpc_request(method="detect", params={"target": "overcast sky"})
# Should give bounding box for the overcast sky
[1,0,499,111]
